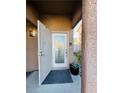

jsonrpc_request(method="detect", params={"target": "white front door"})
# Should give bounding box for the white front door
[52,33,68,68]
[37,20,52,86]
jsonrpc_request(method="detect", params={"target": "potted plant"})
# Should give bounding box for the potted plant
[70,51,81,75]
[73,51,81,64]
[70,63,80,75]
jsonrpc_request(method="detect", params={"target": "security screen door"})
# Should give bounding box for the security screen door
[52,33,68,68]
[37,20,52,86]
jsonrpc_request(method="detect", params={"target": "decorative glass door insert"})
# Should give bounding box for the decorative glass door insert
[52,33,68,68]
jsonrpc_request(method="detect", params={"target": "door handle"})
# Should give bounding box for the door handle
[40,51,45,56]
[65,49,67,56]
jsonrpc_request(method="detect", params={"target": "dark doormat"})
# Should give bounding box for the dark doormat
[42,69,73,84]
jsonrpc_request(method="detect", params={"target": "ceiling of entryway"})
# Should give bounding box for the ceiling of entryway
[27,0,82,18]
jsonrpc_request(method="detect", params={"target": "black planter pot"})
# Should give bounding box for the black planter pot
[70,63,79,75]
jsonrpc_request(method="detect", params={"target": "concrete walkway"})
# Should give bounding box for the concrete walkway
[26,71,81,93]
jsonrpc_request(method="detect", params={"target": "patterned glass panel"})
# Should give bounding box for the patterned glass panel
[54,36,65,63]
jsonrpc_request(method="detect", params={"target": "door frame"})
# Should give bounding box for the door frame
[51,31,70,70]
[52,33,67,68]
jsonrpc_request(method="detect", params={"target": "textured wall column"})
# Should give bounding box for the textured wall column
[82,0,97,93]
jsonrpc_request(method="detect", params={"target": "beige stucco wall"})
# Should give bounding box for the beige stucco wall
[26,28,38,72]
[26,5,39,72]
[73,6,82,27]
[40,15,72,31]
[82,0,97,93]
[26,5,39,26]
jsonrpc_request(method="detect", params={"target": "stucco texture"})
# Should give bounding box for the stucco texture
[82,0,97,93]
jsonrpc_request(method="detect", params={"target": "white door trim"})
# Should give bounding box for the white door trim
[52,31,69,69]
[52,34,67,68]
